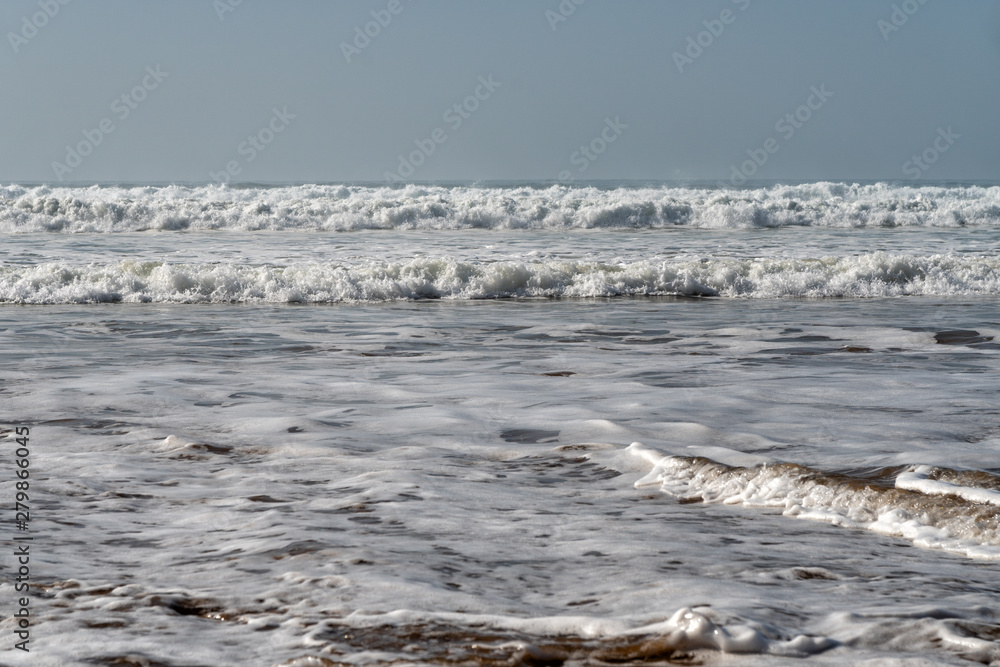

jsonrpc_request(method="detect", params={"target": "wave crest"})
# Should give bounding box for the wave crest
[630,444,1000,560]
[3,182,1000,232]
[2,253,999,303]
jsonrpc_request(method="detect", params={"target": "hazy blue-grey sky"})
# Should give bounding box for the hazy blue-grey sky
[2,0,998,184]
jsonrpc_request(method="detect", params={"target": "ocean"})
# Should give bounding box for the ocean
[2,181,999,666]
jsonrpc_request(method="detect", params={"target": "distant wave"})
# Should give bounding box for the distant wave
[2,182,999,232]
[2,252,999,303]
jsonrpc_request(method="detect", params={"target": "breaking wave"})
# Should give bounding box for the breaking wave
[2,253,999,303]
[630,444,1000,560]
[2,182,1000,232]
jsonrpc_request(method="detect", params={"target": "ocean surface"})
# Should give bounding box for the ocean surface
[2,182,999,666]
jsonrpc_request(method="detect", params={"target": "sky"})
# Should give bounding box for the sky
[1,0,998,184]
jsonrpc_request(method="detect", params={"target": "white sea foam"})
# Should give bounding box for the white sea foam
[630,444,1000,560]
[2,182,1000,232]
[896,465,1000,506]
[5,298,1000,665]
[2,252,1000,303]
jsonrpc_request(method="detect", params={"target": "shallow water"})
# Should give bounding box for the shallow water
[2,297,1000,665]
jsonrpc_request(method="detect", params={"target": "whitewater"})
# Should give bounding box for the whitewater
[3,181,1000,232]
[2,182,999,666]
